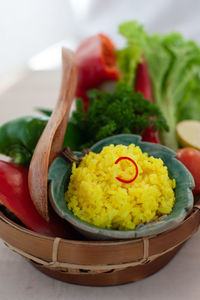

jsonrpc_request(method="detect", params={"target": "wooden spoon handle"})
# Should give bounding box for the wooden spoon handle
[28,48,77,221]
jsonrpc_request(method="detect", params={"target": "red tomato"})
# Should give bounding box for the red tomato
[176,148,200,195]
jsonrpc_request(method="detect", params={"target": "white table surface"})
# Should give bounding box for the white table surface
[0,70,200,300]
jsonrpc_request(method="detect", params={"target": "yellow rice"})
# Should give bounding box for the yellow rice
[65,144,176,230]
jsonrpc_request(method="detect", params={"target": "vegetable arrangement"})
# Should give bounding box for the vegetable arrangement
[0,20,200,236]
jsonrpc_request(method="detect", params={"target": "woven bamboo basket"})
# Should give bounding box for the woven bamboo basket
[0,201,199,286]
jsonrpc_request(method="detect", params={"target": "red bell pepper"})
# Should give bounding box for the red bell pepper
[135,55,160,143]
[0,161,67,237]
[75,33,119,110]
[135,55,153,103]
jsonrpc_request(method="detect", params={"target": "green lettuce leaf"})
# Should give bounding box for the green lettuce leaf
[177,77,200,122]
[118,21,200,150]
[117,22,143,86]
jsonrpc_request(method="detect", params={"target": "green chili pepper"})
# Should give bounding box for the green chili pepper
[35,107,84,150]
[35,107,52,117]
[0,116,48,166]
[64,122,83,150]
[0,115,83,166]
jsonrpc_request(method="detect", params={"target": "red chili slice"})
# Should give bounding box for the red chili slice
[115,156,138,183]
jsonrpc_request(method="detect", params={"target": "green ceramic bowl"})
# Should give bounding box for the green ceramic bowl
[48,134,194,240]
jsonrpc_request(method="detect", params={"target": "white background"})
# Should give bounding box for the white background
[1,0,200,80]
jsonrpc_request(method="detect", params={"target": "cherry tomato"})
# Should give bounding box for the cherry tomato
[176,148,200,195]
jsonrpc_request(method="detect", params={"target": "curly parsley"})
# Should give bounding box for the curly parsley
[71,85,168,148]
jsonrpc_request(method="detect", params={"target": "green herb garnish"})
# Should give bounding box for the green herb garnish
[72,85,168,148]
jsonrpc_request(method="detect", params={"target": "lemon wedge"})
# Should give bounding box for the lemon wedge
[176,120,200,150]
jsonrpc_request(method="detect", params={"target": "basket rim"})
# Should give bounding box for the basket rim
[0,204,199,245]
[0,203,199,268]
[0,212,142,245]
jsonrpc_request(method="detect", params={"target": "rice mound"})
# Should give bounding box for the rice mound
[65,144,176,230]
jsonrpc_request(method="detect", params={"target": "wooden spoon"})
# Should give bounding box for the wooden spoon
[28,48,77,221]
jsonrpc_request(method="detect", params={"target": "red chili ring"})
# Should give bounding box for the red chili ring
[115,156,138,184]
